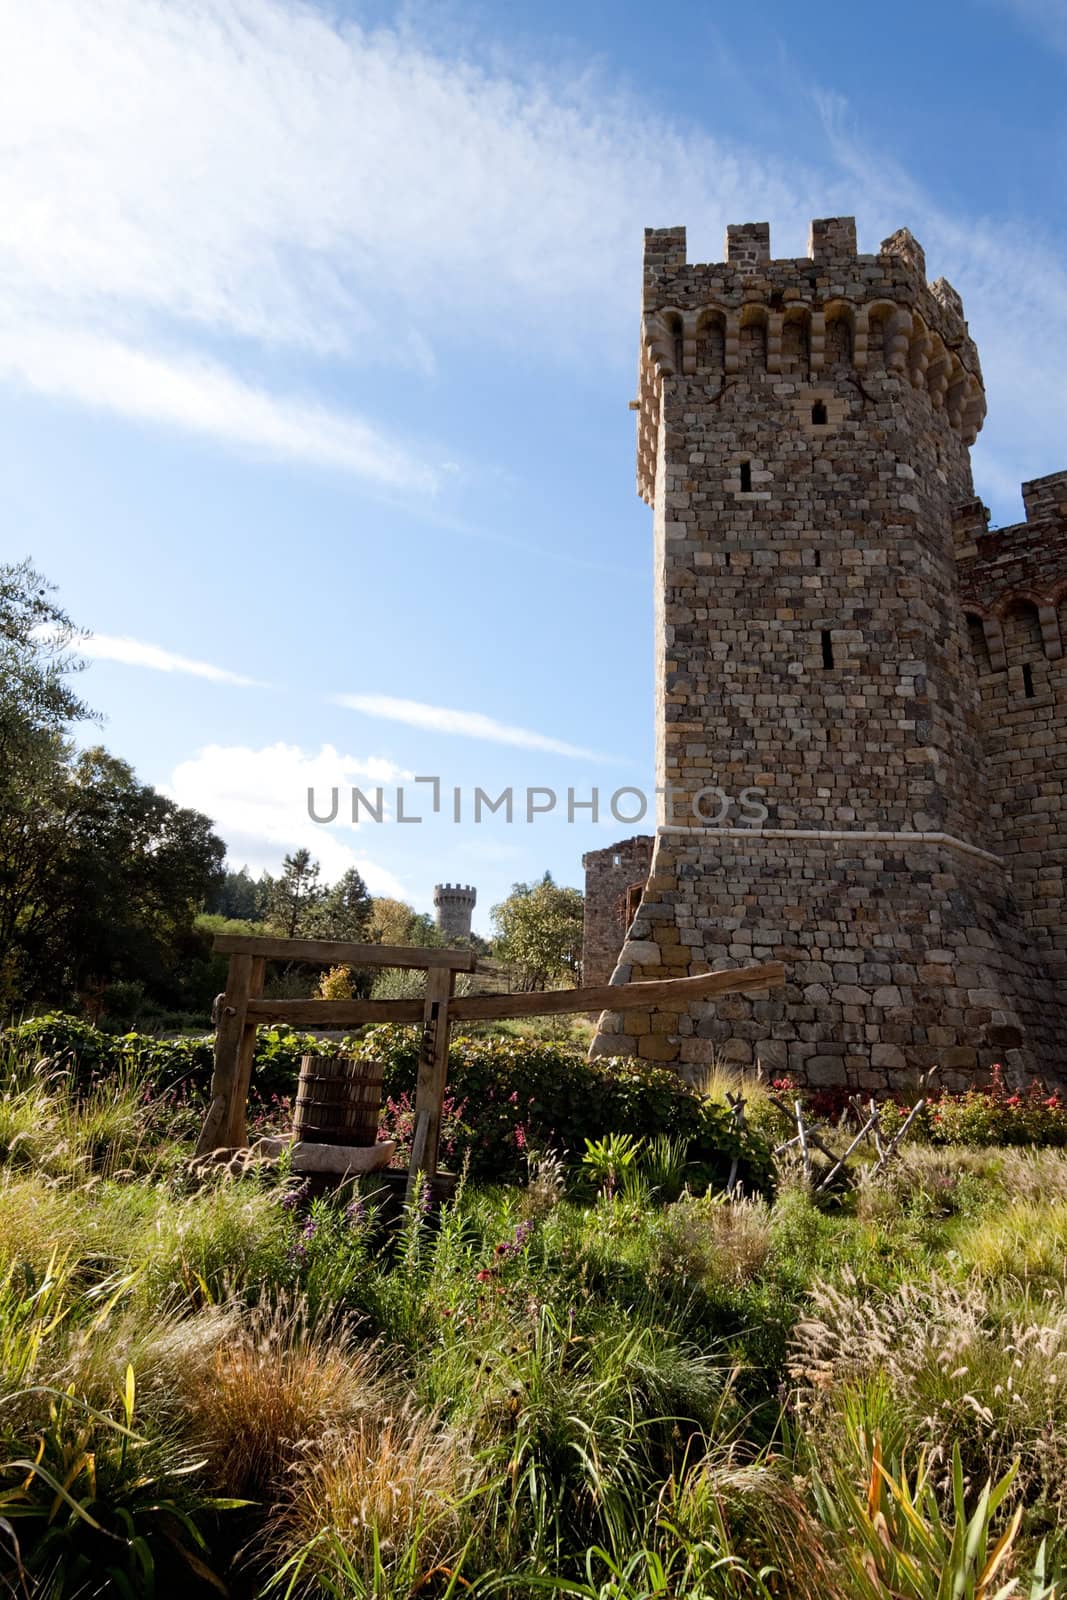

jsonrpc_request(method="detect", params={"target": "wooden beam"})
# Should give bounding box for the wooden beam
[244,962,784,1028]
[448,963,784,1023]
[246,997,424,1026]
[211,934,478,971]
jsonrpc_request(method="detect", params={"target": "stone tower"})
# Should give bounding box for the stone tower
[433,882,476,942]
[591,217,1063,1090]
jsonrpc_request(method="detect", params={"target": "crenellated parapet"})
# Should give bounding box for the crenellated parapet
[635,217,986,504]
[958,470,1067,668]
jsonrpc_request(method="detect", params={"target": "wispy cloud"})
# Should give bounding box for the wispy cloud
[80,633,265,687]
[0,325,440,492]
[1,0,1063,517]
[814,92,1067,516]
[335,692,605,760]
[166,741,411,889]
[992,0,1067,55]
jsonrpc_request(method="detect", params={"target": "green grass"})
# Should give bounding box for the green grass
[0,1051,1064,1597]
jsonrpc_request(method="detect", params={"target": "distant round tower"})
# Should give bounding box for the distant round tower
[433,883,477,942]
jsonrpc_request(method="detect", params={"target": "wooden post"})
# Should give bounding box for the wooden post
[407,964,454,1197]
[196,954,258,1156]
[224,955,266,1150]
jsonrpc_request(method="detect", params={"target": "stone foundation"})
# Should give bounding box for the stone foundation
[590,826,1061,1090]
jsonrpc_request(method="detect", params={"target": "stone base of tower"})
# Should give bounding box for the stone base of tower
[589,828,1064,1092]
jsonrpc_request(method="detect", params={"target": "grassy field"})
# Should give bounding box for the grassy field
[0,1051,1064,1598]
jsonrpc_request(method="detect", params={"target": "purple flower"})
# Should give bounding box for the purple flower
[281,1180,310,1212]
[345,1196,366,1227]
[302,1217,318,1240]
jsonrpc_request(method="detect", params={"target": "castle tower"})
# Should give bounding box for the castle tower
[433,882,476,942]
[591,217,1057,1089]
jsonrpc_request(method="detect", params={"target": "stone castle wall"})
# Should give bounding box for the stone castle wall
[586,215,1067,1088]
[581,836,654,984]
[957,473,1067,1011]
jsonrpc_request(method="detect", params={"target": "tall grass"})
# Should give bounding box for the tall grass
[0,1032,1066,1596]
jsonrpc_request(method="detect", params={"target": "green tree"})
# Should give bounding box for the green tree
[0,561,226,1013]
[264,849,324,938]
[367,896,442,948]
[44,748,225,999]
[0,561,91,1002]
[210,867,266,922]
[490,871,584,990]
[314,866,372,942]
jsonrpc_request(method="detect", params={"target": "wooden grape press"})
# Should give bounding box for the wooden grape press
[196,933,785,1196]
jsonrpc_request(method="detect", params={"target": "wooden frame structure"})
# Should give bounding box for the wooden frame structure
[196,933,785,1188]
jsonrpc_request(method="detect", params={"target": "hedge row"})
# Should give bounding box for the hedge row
[1,1014,772,1190]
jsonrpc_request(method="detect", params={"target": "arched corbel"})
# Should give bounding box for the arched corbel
[724,309,740,375]
[1039,603,1063,661]
[984,615,1007,673]
[886,308,912,372]
[852,305,869,370]
[809,310,826,376]
[766,311,783,375]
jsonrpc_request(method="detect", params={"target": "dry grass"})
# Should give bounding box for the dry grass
[176,1294,392,1497]
[655,1193,772,1288]
[662,1450,847,1600]
[265,1403,472,1594]
[789,1272,1067,1524]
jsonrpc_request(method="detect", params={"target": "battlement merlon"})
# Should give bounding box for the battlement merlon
[636,217,985,502]
[1022,471,1067,525]
[640,217,980,371]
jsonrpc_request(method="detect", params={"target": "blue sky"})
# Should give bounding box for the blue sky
[3,0,1065,932]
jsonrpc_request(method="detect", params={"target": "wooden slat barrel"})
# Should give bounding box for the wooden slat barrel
[293,1055,385,1147]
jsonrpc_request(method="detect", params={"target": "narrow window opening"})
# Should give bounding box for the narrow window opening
[739,460,752,492]
[671,317,684,374]
[724,551,732,568]
[811,400,828,425]
[1023,663,1035,699]
[814,550,821,569]
[612,853,622,867]
[821,630,834,669]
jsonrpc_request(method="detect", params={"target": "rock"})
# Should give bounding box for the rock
[290,1140,397,1175]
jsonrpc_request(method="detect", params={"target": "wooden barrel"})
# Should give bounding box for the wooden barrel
[293,1055,384,1147]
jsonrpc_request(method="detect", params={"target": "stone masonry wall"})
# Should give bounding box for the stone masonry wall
[590,216,1063,1088]
[957,472,1067,1032]
[582,836,654,984]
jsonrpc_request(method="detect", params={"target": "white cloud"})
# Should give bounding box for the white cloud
[814,97,1067,516]
[166,741,410,891]
[0,0,1063,513]
[334,692,605,759]
[0,323,438,492]
[81,632,264,686]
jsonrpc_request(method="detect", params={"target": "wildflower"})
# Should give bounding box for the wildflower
[302,1217,319,1241]
[281,1181,310,1212]
[476,1269,493,1283]
[344,1195,366,1227]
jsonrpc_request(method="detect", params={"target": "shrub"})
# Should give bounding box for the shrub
[1,1014,334,1111]
[353,1027,774,1191]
